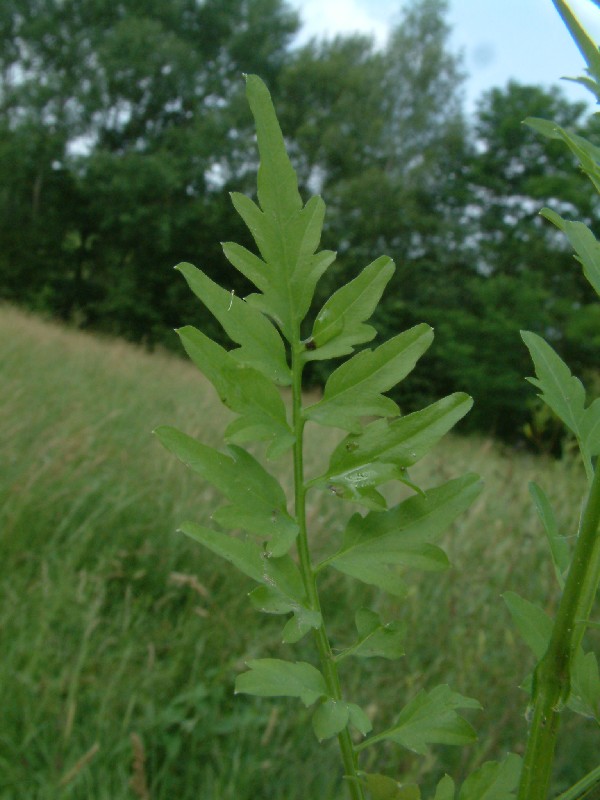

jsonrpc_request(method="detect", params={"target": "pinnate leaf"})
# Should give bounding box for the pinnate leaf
[434,776,455,800]
[311,699,372,741]
[312,699,350,741]
[525,118,600,193]
[245,73,302,219]
[305,324,434,431]
[503,591,600,720]
[177,325,294,457]
[230,191,333,337]
[521,330,585,435]
[529,482,570,587]
[323,392,473,483]
[308,393,472,511]
[227,76,335,338]
[363,774,420,800]
[358,684,480,755]
[457,754,522,800]
[235,659,326,707]
[540,208,600,298]
[176,262,290,385]
[178,521,265,583]
[221,241,268,293]
[155,427,297,555]
[521,331,600,465]
[304,256,395,361]
[323,474,482,596]
[280,609,322,644]
[179,522,319,639]
[249,554,321,643]
[502,592,552,661]
[336,608,405,661]
[570,649,600,721]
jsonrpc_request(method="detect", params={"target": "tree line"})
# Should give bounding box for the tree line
[1,0,598,441]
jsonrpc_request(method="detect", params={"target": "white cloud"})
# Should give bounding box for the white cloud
[290,0,390,46]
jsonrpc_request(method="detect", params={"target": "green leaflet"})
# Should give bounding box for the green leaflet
[178,521,266,583]
[224,76,335,339]
[305,324,434,431]
[176,262,290,385]
[457,754,522,800]
[335,608,405,662]
[179,522,319,639]
[230,191,334,338]
[312,461,418,512]
[312,699,350,741]
[245,75,302,218]
[177,325,294,458]
[529,482,570,588]
[433,763,526,800]
[524,118,600,194]
[362,774,420,800]
[248,555,321,643]
[155,427,297,556]
[321,474,482,597]
[540,208,600,297]
[502,592,553,662]
[356,684,481,755]
[304,256,395,361]
[235,659,326,707]
[311,699,372,742]
[568,650,600,721]
[521,331,585,435]
[521,330,600,473]
[314,394,473,505]
[433,776,455,800]
[221,241,269,294]
[503,591,600,720]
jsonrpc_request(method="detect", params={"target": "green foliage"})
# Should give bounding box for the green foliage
[157,75,487,798]
[356,685,481,756]
[3,304,600,796]
[503,4,600,796]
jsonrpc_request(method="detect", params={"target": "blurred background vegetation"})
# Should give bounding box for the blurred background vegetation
[2,0,600,443]
[1,305,598,798]
[3,2,600,796]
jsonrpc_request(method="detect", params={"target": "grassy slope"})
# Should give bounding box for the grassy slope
[0,305,597,799]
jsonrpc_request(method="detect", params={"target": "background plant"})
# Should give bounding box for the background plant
[499,3,600,797]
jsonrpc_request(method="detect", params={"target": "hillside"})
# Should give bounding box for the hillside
[0,304,596,799]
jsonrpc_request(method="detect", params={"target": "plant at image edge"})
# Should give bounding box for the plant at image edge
[504,2,600,798]
[153,75,513,799]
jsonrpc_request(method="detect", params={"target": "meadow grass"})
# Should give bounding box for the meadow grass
[1,304,597,798]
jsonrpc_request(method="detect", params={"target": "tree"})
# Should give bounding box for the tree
[443,82,600,437]
[0,0,300,340]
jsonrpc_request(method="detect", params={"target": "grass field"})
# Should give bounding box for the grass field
[1,304,598,799]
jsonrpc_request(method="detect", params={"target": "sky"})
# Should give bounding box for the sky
[286,0,600,114]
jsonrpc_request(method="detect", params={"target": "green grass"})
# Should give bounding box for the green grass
[1,304,597,799]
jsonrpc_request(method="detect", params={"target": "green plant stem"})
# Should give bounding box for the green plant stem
[517,464,600,800]
[290,341,366,800]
